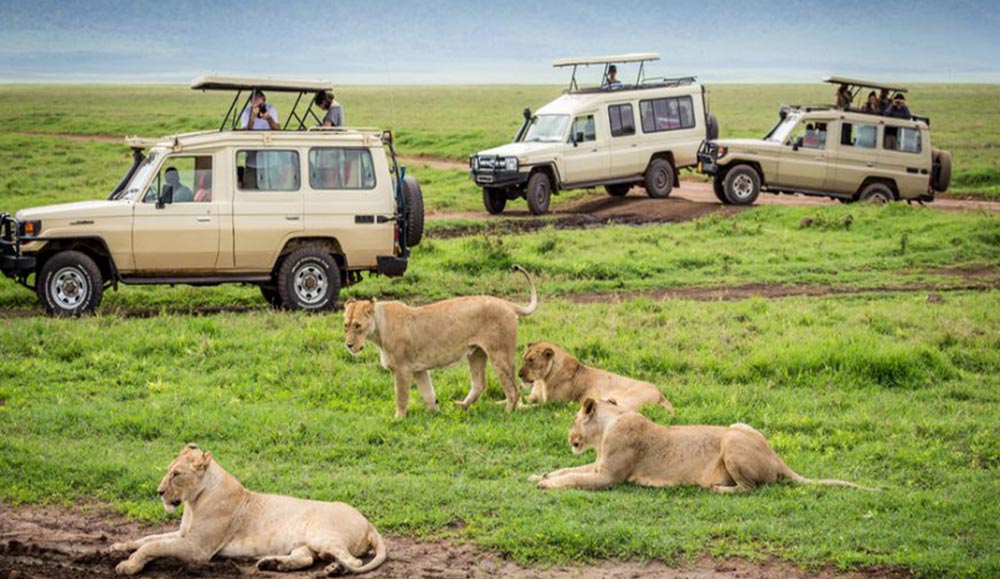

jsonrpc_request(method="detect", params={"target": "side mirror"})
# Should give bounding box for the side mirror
[523,107,532,121]
[791,137,802,151]
[573,132,584,147]
[156,185,174,209]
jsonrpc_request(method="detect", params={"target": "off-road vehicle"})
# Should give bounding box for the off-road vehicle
[0,76,423,316]
[698,76,951,205]
[469,53,718,215]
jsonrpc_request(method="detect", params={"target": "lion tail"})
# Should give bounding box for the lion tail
[784,468,881,492]
[509,265,538,316]
[344,526,388,574]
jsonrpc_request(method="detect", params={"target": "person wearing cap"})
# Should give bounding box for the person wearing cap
[602,65,623,90]
[314,90,344,127]
[883,93,911,118]
[239,90,280,130]
[862,91,881,114]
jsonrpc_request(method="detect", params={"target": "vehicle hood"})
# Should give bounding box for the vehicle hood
[713,138,783,150]
[16,199,132,221]
[475,141,562,158]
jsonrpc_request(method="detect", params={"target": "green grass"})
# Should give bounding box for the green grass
[1,292,998,577]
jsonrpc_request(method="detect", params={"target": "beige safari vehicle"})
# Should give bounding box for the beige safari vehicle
[470,53,718,214]
[0,77,423,316]
[698,76,951,205]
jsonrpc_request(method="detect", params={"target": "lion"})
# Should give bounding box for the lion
[518,341,673,413]
[111,444,386,576]
[534,399,877,492]
[344,265,537,418]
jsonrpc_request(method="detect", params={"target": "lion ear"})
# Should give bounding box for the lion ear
[583,398,596,416]
[345,298,356,305]
[196,451,212,472]
[368,297,377,303]
[186,443,199,450]
[543,347,555,359]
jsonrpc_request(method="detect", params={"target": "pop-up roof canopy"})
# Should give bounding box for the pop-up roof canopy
[551,53,687,93]
[552,53,660,68]
[191,75,334,131]
[823,75,908,94]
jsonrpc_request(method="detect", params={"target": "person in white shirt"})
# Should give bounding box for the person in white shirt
[602,65,624,90]
[240,90,280,130]
[314,90,344,127]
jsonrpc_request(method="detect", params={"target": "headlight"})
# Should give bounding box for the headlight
[470,156,479,170]
[19,220,41,238]
[504,157,518,171]
[716,146,728,158]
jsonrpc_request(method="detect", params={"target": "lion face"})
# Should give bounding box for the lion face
[343,299,376,356]
[157,444,212,513]
[568,398,604,455]
[518,342,556,383]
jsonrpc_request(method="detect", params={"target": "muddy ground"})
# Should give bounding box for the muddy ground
[0,503,908,579]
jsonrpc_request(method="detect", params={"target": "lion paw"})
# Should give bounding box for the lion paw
[109,542,132,553]
[115,559,143,575]
[527,474,544,483]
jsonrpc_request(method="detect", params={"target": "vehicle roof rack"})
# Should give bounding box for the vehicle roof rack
[553,52,669,93]
[190,75,334,132]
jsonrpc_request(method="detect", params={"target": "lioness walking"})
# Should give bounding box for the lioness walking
[112,444,386,575]
[535,399,877,493]
[344,265,537,417]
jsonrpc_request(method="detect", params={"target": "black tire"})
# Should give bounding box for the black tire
[858,182,895,204]
[933,150,952,192]
[36,250,103,317]
[277,248,341,312]
[526,172,552,215]
[712,176,728,203]
[402,176,424,247]
[723,165,761,205]
[706,113,719,141]
[483,187,507,214]
[644,158,675,199]
[604,183,631,197]
[259,285,282,308]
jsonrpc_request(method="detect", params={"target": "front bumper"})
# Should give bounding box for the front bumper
[376,255,408,277]
[0,212,35,279]
[470,168,528,188]
[697,142,719,175]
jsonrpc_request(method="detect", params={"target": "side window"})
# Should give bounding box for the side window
[309,148,376,190]
[883,126,922,153]
[840,123,878,149]
[608,104,635,137]
[570,115,596,143]
[790,121,828,150]
[639,96,696,133]
[236,150,300,191]
[142,156,212,203]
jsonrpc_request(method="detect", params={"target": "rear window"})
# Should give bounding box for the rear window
[883,126,922,154]
[639,96,696,133]
[308,148,376,190]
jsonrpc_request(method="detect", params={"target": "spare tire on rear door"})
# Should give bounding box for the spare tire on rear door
[706,113,719,141]
[932,149,951,192]
[403,176,424,247]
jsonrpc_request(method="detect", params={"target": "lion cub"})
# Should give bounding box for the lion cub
[344,265,537,418]
[519,341,673,413]
[112,444,386,575]
[535,399,876,493]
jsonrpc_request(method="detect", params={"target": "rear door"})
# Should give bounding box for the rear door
[607,102,643,176]
[831,120,880,195]
[231,149,303,270]
[562,112,610,185]
[776,119,831,192]
[879,123,931,198]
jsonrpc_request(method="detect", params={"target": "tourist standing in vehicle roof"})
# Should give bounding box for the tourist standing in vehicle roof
[240,90,280,130]
[883,93,911,118]
[602,65,623,90]
[315,90,344,127]
[862,91,881,114]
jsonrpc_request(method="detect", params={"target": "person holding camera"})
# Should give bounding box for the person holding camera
[240,90,280,130]
[314,90,344,127]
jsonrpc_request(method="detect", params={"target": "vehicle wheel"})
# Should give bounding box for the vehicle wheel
[277,248,341,312]
[858,182,895,204]
[706,113,719,141]
[605,183,631,197]
[402,176,424,247]
[36,250,103,317]
[260,285,282,308]
[933,150,951,192]
[483,187,507,214]
[838,197,856,204]
[644,158,674,199]
[723,165,761,205]
[526,172,552,215]
[712,176,728,203]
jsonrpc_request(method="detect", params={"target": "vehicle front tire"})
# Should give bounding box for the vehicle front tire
[644,158,675,199]
[723,165,761,205]
[403,176,424,247]
[858,182,895,204]
[36,250,103,317]
[277,248,341,312]
[483,187,507,214]
[605,183,631,197]
[526,172,552,215]
[712,176,728,203]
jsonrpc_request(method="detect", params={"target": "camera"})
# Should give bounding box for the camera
[256,104,268,118]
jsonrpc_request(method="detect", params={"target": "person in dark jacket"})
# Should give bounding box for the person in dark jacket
[883,93,911,118]
[862,91,881,114]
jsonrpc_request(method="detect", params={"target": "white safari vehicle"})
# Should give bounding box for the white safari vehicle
[469,53,718,214]
[0,76,423,316]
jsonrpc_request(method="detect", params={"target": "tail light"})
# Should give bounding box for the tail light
[393,222,400,256]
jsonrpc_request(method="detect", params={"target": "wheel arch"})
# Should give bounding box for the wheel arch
[528,164,560,192]
[719,160,766,186]
[34,237,118,284]
[856,177,899,200]
[273,236,347,274]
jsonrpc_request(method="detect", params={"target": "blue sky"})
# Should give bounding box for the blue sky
[0,0,996,84]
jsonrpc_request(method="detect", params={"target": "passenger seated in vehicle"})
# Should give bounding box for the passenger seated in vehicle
[883,93,911,119]
[163,167,194,203]
[602,65,624,90]
[802,124,820,148]
[834,84,852,109]
[240,90,280,130]
[862,91,880,114]
[194,171,212,203]
[314,90,344,127]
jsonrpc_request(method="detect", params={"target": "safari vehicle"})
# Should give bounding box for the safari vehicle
[0,76,423,316]
[469,53,718,215]
[697,76,951,205]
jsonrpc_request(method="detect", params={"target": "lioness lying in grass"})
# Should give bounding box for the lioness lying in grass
[112,444,386,575]
[518,341,674,412]
[344,265,537,418]
[534,399,876,493]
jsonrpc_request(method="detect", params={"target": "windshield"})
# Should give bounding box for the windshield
[522,114,570,143]
[764,113,800,143]
[116,152,158,202]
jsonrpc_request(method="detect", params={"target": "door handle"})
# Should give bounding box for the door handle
[285,216,300,221]
[814,157,824,161]
[865,162,875,167]
[630,144,638,148]
[196,217,211,222]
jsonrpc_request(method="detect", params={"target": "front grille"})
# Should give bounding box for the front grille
[477,156,498,171]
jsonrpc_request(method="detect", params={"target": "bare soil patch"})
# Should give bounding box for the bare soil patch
[0,502,907,579]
